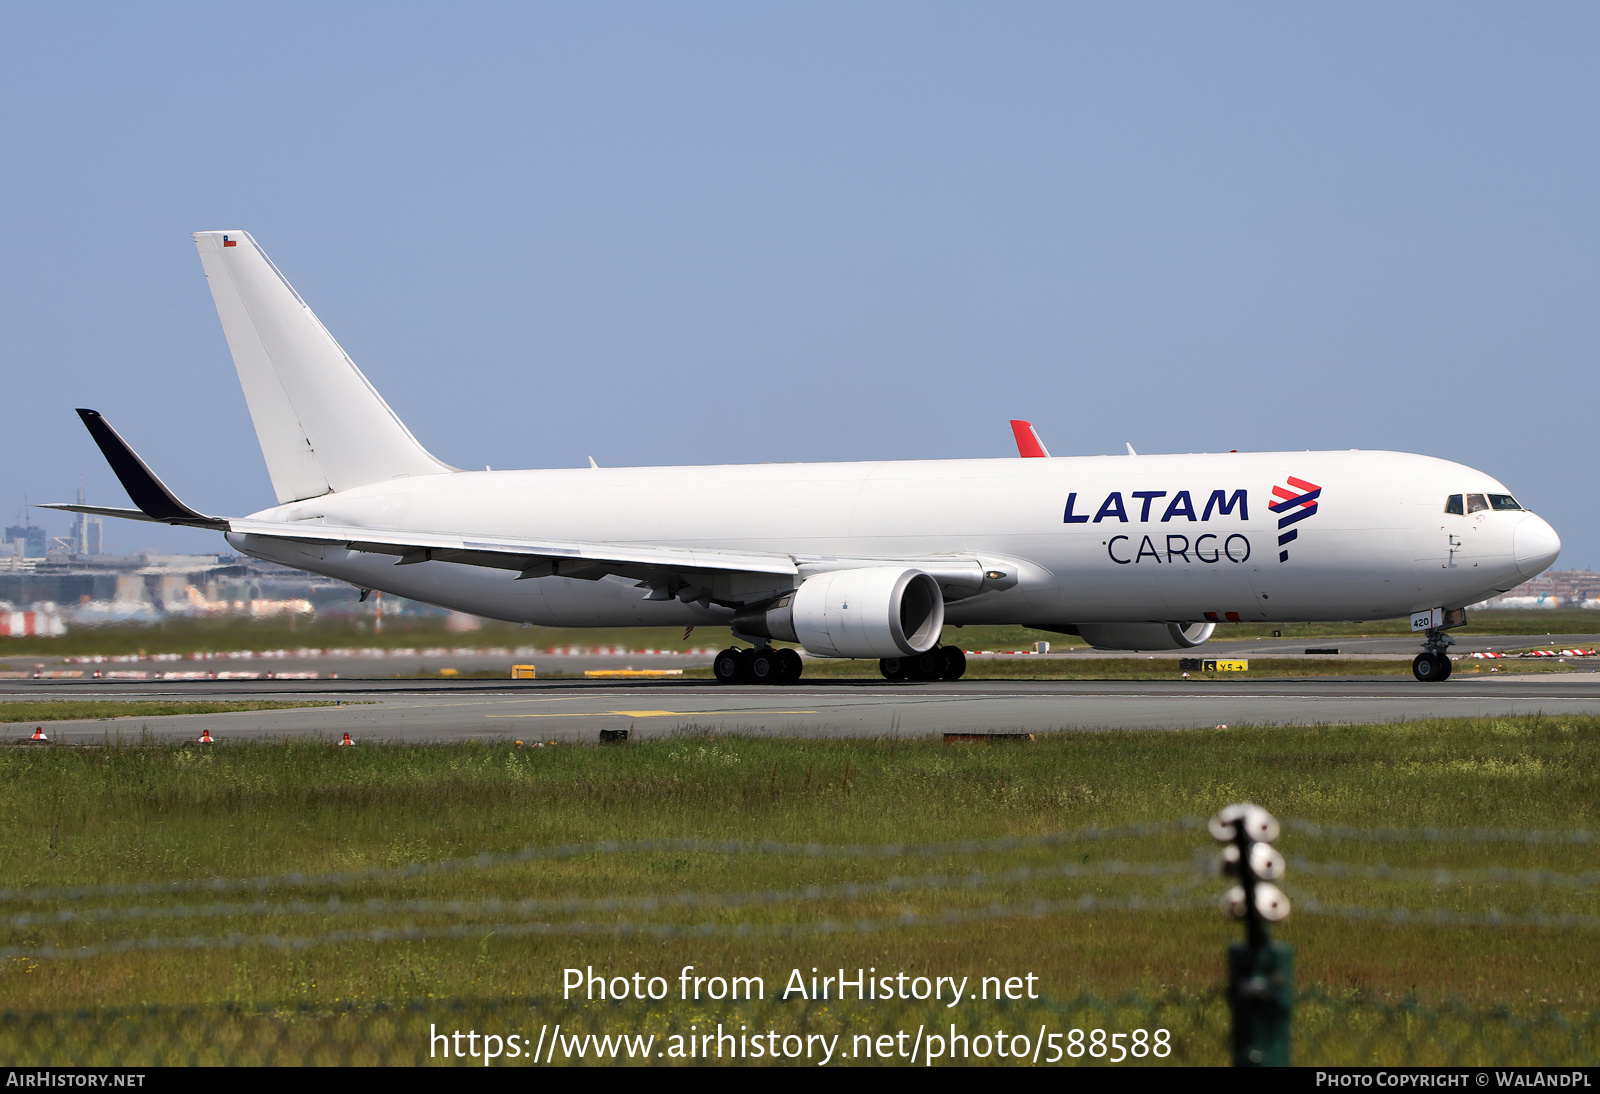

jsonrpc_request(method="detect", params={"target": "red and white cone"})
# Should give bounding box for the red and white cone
[30,726,48,742]
[199,729,214,744]
[339,732,353,747]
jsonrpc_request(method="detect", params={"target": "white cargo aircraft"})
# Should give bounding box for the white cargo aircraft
[47,231,1562,685]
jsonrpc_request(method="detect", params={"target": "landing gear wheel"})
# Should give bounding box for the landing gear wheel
[879,657,907,681]
[1412,652,1451,682]
[938,645,967,681]
[748,648,780,684]
[776,647,803,683]
[713,648,745,684]
[907,649,942,680]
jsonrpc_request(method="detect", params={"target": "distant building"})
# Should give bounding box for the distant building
[0,548,447,625]
[4,525,47,559]
[1471,570,1600,610]
[70,486,102,556]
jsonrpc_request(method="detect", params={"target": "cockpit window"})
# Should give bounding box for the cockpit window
[1467,493,1489,514]
[1445,494,1464,515]
[1489,494,1522,511]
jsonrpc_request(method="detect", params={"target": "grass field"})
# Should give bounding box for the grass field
[0,715,1596,1064]
[0,700,336,726]
[0,610,1594,662]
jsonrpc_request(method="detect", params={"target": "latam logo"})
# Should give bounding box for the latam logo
[1067,488,1253,568]
[1063,489,1248,524]
[1270,476,1321,562]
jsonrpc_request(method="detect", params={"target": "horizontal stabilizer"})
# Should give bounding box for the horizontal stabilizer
[68,409,227,528]
[37,503,165,524]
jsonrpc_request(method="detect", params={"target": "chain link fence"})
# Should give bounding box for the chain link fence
[2,990,1595,1066]
[2,817,1597,1066]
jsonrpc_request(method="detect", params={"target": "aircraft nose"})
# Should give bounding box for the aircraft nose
[1514,514,1562,580]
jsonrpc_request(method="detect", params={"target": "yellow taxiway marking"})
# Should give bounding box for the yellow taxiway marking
[486,710,818,719]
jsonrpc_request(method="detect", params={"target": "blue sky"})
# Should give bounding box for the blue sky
[1,3,1595,565]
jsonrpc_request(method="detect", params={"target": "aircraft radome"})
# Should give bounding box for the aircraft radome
[47,232,1562,685]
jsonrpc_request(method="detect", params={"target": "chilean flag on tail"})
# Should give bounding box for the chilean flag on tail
[1269,476,1321,562]
[222,235,237,247]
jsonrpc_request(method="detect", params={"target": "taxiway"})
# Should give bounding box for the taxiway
[3,672,1599,744]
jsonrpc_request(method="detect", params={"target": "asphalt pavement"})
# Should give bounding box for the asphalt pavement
[4,670,1599,743]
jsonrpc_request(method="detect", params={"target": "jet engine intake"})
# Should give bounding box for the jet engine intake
[733,567,945,658]
[1055,621,1215,651]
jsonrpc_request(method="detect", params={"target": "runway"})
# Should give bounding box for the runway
[4,672,1600,743]
[13,634,1592,685]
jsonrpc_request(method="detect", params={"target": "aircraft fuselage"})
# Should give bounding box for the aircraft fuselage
[230,448,1559,629]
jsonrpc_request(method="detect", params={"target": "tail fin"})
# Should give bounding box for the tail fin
[1009,419,1050,458]
[193,231,453,503]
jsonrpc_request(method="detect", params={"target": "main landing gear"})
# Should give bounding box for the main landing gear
[1412,629,1455,682]
[880,645,967,682]
[713,646,803,685]
[712,645,970,684]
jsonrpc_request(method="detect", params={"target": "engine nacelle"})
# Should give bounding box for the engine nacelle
[734,567,945,658]
[1064,621,1216,651]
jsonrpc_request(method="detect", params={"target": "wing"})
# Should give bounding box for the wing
[48,408,996,604]
[50,410,228,528]
[47,409,796,582]
[225,517,798,580]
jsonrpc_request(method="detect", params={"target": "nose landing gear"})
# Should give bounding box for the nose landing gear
[1412,629,1455,682]
[1412,651,1452,681]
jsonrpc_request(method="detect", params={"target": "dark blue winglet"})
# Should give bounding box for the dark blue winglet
[74,408,226,528]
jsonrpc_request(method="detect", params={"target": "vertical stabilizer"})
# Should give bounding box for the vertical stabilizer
[193,231,453,503]
[1009,420,1051,458]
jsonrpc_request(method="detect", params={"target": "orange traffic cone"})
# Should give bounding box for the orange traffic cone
[339,732,353,747]
[30,726,47,742]
[199,729,214,744]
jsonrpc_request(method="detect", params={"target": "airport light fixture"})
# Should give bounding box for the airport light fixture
[1211,802,1294,1067]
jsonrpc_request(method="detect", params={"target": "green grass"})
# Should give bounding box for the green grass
[0,700,336,725]
[0,617,714,659]
[0,715,1594,1048]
